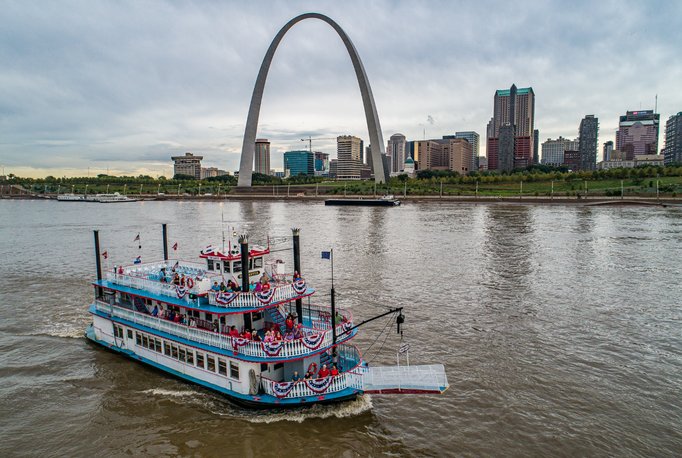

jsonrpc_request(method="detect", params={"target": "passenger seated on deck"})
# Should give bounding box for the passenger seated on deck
[304,371,313,380]
[251,330,261,342]
[151,305,159,317]
[180,274,186,287]
[172,273,180,285]
[117,265,124,275]
[318,364,330,378]
[330,364,339,376]
[229,326,240,338]
[211,281,220,291]
[292,371,301,382]
[263,330,274,343]
[249,281,256,291]
[174,313,181,323]
[254,281,262,292]
[212,320,219,333]
[284,331,294,341]
[261,280,271,292]
[293,271,301,282]
[274,330,283,341]
[167,310,175,321]
[189,317,197,327]
[219,281,227,292]
[293,323,303,339]
[241,328,251,339]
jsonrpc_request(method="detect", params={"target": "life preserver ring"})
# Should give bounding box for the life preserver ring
[186,277,195,289]
[307,362,318,375]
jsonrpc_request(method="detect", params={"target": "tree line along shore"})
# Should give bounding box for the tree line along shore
[3,165,682,199]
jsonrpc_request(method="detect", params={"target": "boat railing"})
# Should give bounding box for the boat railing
[279,302,353,330]
[206,282,310,309]
[260,349,364,399]
[105,272,198,304]
[93,301,353,359]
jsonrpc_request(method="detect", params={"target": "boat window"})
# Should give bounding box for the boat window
[252,311,263,321]
[223,261,230,273]
[205,313,212,322]
[135,332,142,346]
[260,363,268,372]
[127,329,133,339]
[229,362,239,380]
[155,339,162,353]
[196,352,205,369]
[254,257,263,268]
[274,363,284,370]
[164,342,171,356]
[186,350,194,365]
[142,335,148,348]
[248,259,253,269]
[207,356,216,372]
[218,358,227,376]
[207,259,214,270]
[179,347,186,362]
[233,261,241,272]
[171,345,178,359]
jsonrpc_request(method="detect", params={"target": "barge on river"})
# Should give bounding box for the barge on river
[86,226,446,407]
[325,195,401,207]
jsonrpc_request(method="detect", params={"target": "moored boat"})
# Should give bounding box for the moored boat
[85,226,446,407]
[324,195,401,207]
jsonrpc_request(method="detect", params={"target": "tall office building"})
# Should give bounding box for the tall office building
[603,141,614,162]
[616,110,660,159]
[541,137,579,166]
[486,84,536,171]
[663,112,682,165]
[533,129,539,165]
[171,152,203,179]
[386,133,407,173]
[414,138,472,174]
[254,139,271,175]
[314,152,329,172]
[283,150,314,177]
[454,131,480,172]
[578,115,599,171]
[336,135,363,180]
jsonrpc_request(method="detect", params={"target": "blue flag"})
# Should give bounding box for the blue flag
[321,251,331,260]
[134,256,142,264]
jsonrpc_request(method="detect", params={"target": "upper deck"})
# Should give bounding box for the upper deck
[100,259,314,313]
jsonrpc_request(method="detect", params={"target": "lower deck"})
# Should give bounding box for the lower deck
[87,315,364,407]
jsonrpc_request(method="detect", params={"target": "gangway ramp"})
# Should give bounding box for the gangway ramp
[362,364,448,394]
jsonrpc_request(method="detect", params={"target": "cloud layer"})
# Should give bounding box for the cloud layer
[1,0,681,177]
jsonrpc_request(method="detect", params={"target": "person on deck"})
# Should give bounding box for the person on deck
[285,315,295,332]
[151,305,159,317]
[219,281,227,292]
[293,271,301,282]
[167,310,175,321]
[189,317,197,327]
[254,281,262,293]
[180,275,186,287]
[293,323,303,339]
[251,330,261,342]
[211,282,220,291]
[172,273,180,285]
[330,364,339,376]
[292,371,301,382]
[304,371,313,380]
[263,330,274,343]
[249,281,256,291]
[317,364,330,378]
[117,266,124,275]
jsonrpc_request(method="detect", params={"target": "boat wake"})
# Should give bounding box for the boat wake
[31,324,86,339]
[140,388,373,422]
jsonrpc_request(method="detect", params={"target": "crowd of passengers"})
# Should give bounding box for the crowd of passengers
[290,363,340,382]
[149,305,324,343]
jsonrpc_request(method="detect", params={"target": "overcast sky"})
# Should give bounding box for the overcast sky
[1,0,681,178]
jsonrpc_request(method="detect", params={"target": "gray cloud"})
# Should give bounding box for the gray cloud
[1,0,681,176]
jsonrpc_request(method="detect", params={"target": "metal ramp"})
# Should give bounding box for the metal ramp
[362,364,448,394]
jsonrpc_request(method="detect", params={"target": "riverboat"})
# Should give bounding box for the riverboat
[86,226,447,408]
[56,193,86,202]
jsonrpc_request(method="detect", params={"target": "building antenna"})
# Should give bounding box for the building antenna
[221,210,226,253]
[655,94,658,114]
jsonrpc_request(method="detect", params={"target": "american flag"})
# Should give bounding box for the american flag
[133,233,140,242]
[172,242,178,251]
[101,251,108,259]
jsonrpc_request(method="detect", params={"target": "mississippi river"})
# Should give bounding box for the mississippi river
[0,200,680,457]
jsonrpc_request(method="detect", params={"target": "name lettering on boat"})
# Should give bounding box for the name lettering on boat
[237,270,261,279]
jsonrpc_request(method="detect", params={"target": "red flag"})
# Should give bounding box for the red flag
[102,251,108,259]
[133,234,140,242]
[172,242,178,251]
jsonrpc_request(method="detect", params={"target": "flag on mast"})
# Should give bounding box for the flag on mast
[134,233,141,249]
[134,256,142,264]
[172,242,178,251]
[102,251,108,259]
[321,251,331,260]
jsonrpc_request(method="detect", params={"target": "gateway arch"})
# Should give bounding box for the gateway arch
[237,13,388,187]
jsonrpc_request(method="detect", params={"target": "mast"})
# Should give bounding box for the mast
[93,230,103,299]
[162,224,168,261]
[292,228,303,322]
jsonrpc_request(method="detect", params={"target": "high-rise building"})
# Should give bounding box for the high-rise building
[541,137,579,166]
[563,150,582,170]
[329,159,338,178]
[254,139,271,175]
[413,138,472,174]
[444,138,473,175]
[336,135,363,180]
[616,110,660,159]
[314,152,329,172]
[171,152,203,179]
[603,141,614,162]
[486,84,536,171]
[663,112,682,165]
[283,150,314,177]
[454,131,480,172]
[578,115,599,171]
[533,129,539,165]
[386,133,407,174]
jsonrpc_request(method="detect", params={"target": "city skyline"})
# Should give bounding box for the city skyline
[1,1,681,178]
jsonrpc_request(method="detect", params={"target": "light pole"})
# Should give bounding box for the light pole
[551,180,554,200]
[621,180,624,199]
[177,183,181,196]
[475,181,478,198]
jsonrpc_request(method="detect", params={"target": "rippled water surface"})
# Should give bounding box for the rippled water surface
[1,200,681,457]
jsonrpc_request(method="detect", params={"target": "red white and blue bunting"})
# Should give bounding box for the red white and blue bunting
[255,288,275,304]
[305,376,334,393]
[301,332,325,350]
[342,321,354,333]
[176,286,189,298]
[262,340,284,356]
[292,279,307,295]
[272,381,295,398]
[215,291,238,305]
[231,337,250,351]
